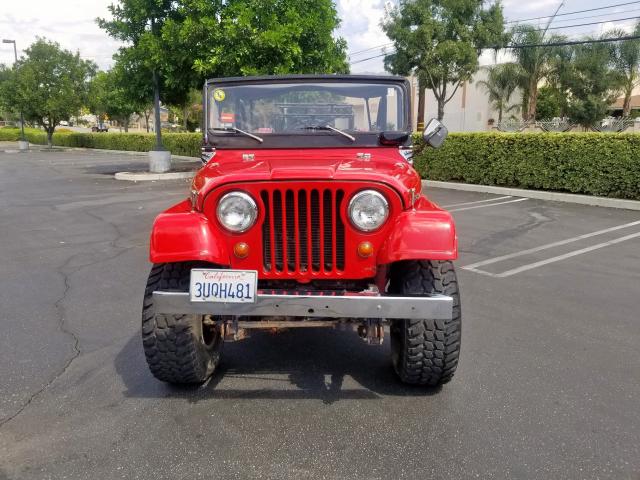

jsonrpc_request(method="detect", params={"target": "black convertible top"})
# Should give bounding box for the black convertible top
[204,74,409,87]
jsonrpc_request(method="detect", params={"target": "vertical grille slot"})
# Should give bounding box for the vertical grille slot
[298,190,308,272]
[285,190,296,272]
[272,190,284,272]
[261,191,272,271]
[336,190,345,270]
[261,187,345,274]
[311,190,321,272]
[323,190,333,270]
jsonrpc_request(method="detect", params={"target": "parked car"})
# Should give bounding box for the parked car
[142,75,460,387]
[59,120,69,126]
[91,123,109,132]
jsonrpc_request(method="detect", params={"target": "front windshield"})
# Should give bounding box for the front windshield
[207,82,406,134]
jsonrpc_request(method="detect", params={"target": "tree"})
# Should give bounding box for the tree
[545,44,574,118]
[609,24,640,116]
[111,49,155,131]
[99,0,349,146]
[88,69,139,132]
[99,0,177,151]
[565,38,622,128]
[170,0,349,78]
[0,38,95,147]
[382,0,507,126]
[535,86,563,120]
[477,63,521,122]
[511,25,566,121]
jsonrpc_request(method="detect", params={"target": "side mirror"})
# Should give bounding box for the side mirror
[422,118,448,149]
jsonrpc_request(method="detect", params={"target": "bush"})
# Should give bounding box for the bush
[414,132,640,200]
[0,128,202,157]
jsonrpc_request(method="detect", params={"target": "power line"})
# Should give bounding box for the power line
[506,0,640,24]
[348,43,393,57]
[350,51,395,65]
[349,34,640,64]
[506,33,640,48]
[530,15,640,31]
[537,7,640,25]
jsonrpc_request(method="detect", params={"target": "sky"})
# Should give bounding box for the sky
[1,0,638,73]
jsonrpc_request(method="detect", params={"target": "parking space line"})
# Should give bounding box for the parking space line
[478,231,640,278]
[449,198,528,212]
[463,219,640,271]
[441,196,513,208]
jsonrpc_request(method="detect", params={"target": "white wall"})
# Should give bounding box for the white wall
[410,69,516,132]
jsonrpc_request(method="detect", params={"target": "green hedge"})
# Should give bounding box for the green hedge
[0,128,202,157]
[3,128,640,200]
[414,132,640,200]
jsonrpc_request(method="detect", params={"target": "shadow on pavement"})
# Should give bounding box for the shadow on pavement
[115,328,441,403]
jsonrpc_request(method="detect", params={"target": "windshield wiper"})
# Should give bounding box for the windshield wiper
[300,125,355,142]
[208,127,264,143]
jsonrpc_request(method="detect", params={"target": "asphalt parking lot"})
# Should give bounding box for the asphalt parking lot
[0,149,639,479]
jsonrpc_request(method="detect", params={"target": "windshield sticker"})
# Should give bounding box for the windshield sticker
[220,112,235,123]
[213,89,226,102]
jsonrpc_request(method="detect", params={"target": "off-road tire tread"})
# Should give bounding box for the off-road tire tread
[141,262,219,384]
[389,260,461,386]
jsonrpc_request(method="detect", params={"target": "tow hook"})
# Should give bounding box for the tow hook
[358,319,384,345]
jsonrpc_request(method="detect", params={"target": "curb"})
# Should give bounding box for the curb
[422,180,640,211]
[69,147,200,162]
[115,171,196,182]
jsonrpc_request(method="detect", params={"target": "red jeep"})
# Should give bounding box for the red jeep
[142,75,460,387]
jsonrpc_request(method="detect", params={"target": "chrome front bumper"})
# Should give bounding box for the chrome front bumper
[152,292,453,320]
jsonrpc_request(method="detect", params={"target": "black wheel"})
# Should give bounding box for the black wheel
[141,262,223,384]
[387,260,462,386]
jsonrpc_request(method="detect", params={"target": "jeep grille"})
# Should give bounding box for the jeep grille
[261,188,345,273]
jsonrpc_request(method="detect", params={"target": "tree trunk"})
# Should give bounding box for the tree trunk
[437,98,445,121]
[124,117,129,133]
[527,80,538,121]
[417,83,426,131]
[521,87,530,121]
[144,110,151,132]
[46,127,54,149]
[152,69,164,150]
[623,83,633,117]
[498,106,503,123]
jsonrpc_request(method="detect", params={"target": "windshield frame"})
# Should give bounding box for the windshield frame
[203,75,412,150]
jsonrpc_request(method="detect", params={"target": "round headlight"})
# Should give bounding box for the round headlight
[348,190,389,232]
[216,191,258,232]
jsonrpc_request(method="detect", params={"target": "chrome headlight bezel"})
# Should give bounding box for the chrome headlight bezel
[348,190,390,232]
[216,191,258,233]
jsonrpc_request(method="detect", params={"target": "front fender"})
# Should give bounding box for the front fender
[378,208,457,264]
[149,200,230,265]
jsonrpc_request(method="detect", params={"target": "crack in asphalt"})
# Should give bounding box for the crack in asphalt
[0,208,132,429]
[0,264,80,429]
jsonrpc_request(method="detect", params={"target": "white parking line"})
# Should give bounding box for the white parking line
[463,219,640,278]
[441,196,514,208]
[463,219,640,270]
[468,232,640,278]
[441,196,513,208]
[449,198,528,212]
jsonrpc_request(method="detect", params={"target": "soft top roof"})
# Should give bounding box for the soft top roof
[204,74,409,87]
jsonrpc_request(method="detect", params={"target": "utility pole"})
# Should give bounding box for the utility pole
[2,39,25,142]
[542,2,565,40]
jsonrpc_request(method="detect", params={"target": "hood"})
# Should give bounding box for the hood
[192,148,422,208]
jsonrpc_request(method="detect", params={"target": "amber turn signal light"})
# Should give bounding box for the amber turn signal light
[233,242,250,258]
[357,241,374,258]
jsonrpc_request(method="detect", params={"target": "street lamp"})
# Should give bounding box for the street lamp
[2,39,26,143]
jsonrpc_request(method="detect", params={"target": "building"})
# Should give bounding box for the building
[408,69,509,132]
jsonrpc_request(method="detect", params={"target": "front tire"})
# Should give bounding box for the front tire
[388,260,462,386]
[141,262,223,384]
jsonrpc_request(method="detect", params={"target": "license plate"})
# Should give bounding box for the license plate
[190,269,258,303]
